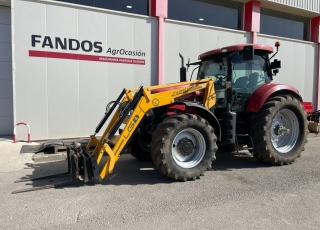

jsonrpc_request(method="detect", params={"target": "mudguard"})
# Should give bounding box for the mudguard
[246,84,302,113]
[182,102,221,140]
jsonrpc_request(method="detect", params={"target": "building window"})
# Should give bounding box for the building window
[56,0,149,16]
[168,0,243,30]
[260,8,309,41]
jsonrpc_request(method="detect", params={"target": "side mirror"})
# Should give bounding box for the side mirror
[271,59,281,69]
[243,45,254,60]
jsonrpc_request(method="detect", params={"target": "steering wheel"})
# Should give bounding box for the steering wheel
[213,74,227,89]
[214,74,227,81]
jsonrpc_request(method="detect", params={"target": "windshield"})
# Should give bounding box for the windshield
[197,54,269,91]
[197,53,269,112]
[197,56,228,90]
[232,54,268,91]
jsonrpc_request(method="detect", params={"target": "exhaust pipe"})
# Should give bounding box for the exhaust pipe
[179,53,187,82]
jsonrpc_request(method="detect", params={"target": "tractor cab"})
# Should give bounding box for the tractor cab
[196,43,280,113]
[178,42,285,149]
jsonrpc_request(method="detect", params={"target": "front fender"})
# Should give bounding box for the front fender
[246,84,302,113]
[182,102,221,140]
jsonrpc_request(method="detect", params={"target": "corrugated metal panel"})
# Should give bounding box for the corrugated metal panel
[260,1,319,17]
[233,0,320,16]
[269,0,320,13]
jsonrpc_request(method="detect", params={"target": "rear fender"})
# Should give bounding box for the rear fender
[246,84,302,113]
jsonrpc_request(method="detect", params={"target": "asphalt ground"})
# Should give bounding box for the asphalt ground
[0,134,319,229]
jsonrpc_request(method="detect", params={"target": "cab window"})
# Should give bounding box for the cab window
[197,57,228,89]
[232,54,268,92]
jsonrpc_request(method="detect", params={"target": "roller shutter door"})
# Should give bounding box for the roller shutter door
[0,6,13,136]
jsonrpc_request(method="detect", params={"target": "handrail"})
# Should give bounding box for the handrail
[14,122,31,143]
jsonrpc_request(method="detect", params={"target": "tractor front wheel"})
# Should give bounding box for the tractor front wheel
[251,95,308,165]
[151,114,217,181]
[130,133,152,161]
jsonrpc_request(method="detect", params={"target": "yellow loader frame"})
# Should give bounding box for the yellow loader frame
[85,78,216,180]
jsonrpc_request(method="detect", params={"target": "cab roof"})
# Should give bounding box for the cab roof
[199,44,274,59]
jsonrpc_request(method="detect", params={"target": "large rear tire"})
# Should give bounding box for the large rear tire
[151,114,217,181]
[251,95,308,165]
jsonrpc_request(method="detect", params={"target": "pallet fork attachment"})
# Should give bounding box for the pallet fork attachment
[12,143,99,194]
[13,79,215,193]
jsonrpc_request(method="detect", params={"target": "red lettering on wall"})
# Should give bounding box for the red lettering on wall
[29,50,145,65]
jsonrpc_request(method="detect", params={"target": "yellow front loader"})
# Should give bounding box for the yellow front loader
[85,78,218,181]
[13,78,220,193]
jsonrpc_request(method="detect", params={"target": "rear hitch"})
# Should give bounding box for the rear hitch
[12,143,100,194]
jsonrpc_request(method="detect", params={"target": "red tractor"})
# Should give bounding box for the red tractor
[131,42,308,168]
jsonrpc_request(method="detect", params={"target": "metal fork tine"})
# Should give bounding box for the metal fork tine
[12,147,76,194]
[12,179,74,194]
[15,147,73,183]
[14,171,71,183]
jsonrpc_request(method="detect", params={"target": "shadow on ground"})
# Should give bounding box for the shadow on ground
[13,150,272,193]
[212,150,272,171]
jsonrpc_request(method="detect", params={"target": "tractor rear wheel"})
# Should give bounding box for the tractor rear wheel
[151,114,217,181]
[251,95,308,165]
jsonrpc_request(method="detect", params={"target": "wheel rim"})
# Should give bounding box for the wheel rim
[172,128,206,168]
[270,109,299,153]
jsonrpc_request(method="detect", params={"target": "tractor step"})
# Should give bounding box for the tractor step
[235,133,254,156]
[238,147,253,151]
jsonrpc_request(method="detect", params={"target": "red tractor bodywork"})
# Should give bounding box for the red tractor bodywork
[246,83,303,112]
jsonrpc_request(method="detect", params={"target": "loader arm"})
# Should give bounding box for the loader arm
[86,78,216,180]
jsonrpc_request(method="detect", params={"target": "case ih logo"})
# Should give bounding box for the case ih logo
[29,35,145,65]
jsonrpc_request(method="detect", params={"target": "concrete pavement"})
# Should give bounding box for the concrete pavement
[0,133,319,229]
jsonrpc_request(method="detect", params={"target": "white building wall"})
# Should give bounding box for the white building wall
[257,34,318,107]
[164,20,251,83]
[10,0,320,139]
[13,0,157,139]
[163,20,318,108]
